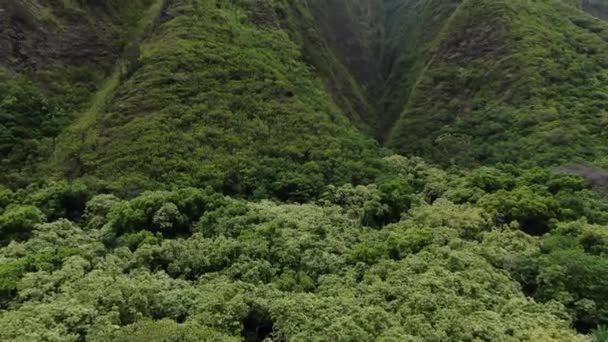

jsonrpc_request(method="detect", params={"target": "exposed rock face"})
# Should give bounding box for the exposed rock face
[0,2,118,72]
[582,0,608,20]
[0,0,158,186]
[557,164,608,189]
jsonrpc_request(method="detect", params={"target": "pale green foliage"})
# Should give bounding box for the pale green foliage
[91,319,238,342]
[84,194,121,229]
[0,186,589,341]
[0,205,45,244]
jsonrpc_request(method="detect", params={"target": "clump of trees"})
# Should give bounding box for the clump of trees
[0,156,606,340]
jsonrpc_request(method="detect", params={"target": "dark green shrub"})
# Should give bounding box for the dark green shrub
[0,205,44,245]
[27,181,92,222]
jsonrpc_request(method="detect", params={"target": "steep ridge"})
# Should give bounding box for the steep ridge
[388,0,608,167]
[0,0,150,71]
[0,0,159,185]
[54,0,383,200]
[5,0,608,188]
[277,0,608,169]
[301,0,384,95]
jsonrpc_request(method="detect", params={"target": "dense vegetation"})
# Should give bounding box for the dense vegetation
[2,157,608,340]
[388,0,608,167]
[1,0,608,341]
[52,0,387,201]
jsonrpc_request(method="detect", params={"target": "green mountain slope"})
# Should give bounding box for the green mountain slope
[6,0,608,186]
[277,0,383,134]
[376,0,462,138]
[0,0,160,185]
[388,0,608,167]
[53,0,383,201]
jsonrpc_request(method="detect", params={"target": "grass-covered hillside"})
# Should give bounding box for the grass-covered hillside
[53,0,385,201]
[388,0,608,167]
[0,0,159,186]
[2,0,608,341]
